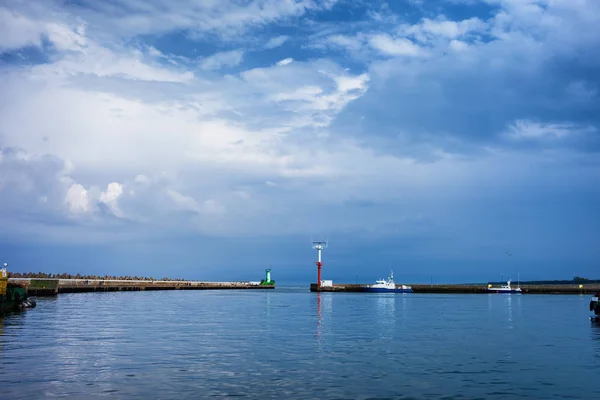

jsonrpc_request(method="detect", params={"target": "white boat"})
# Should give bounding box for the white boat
[488,279,522,293]
[363,271,412,293]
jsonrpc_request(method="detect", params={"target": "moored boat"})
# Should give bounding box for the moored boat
[487,279,522,293]
[363,272,412,293]
[1,263,36,314]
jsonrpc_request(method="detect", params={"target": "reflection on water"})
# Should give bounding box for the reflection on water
[590,318,600,361]
[316,292,322,339]
[265,290,271,318]
[375,294,396,339]
[591,318,600,339]
[487,292,523,328]
[0,312,27,356]
[314,292,332,349]
[401,294,408,329]
[375,293,396,314]
[506,294,513,328]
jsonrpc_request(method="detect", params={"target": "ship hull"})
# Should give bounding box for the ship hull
[487,289,522,293]
[362,287,413,293]
[0,283,36,314]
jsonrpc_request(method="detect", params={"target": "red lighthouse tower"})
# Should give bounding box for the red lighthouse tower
[312,240,328,287]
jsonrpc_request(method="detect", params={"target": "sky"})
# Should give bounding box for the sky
[0,0,599,284]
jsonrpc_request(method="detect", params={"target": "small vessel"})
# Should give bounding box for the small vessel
[1,263,36,314]
[363,271,412,293]
[589,293,600,321]
[487,279,522,293]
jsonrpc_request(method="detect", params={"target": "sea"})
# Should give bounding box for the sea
[1,286,599,399]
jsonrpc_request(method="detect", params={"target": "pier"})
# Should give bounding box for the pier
[10,278,274,296]
[310,283,600,294]
[306,242,600,295]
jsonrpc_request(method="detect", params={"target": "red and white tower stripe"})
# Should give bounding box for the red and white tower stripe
[312,241,327,287]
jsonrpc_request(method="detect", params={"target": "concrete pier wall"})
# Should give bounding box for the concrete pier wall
[9,278,274,296]
[310,283,600,294]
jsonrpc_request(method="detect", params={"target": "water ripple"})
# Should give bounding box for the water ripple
[0,291,599,399]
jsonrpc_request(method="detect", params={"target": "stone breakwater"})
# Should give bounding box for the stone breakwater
[9,278,274,296]
[310,283,600,294]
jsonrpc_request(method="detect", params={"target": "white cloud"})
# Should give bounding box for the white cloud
[448,39,470,52]
[99,182,124,216]
[261,67,369,127]
[1,0,599,247]
[45,22,87,51]
[233,60,370,129]
[326,34,364,51]
[200,50,244,71]
[65,184,91,214]
[0,12,374,239]
[0,8,87,53]
[64,180,127,219]
[0,147,80,220]
[50,45,194,82]
[0,16,192,83]
[166,189,201,213]
[314,32,424,60]
[265,35,289,49]
[42,0,339,39]
[0,8,44,51]
[134,174,152,184]
[316,33,424,59]
[336,16,487,60]
[368,34,422,57]
[406,17,487,40]
[503,120,596,140]
[276,58,294,66]
[336,74,369,92]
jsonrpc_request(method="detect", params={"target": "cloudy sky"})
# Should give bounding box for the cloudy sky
[1,0,599,283]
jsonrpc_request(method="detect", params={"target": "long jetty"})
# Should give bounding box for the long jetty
[310,283,600,294]
[9,278,274,296]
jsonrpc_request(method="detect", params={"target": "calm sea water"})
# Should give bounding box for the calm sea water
[1,287,599,399]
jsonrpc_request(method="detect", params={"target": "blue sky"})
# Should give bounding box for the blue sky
[0,0,599,284]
